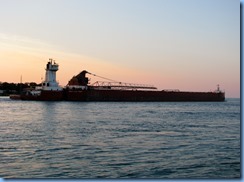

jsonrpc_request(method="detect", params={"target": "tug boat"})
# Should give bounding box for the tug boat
[19,59,63,101]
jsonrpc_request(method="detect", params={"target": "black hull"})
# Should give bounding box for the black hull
[64,90,225,102]
[20,90,63,101]
[11,89,225,102]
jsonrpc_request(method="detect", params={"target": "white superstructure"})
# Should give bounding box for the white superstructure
[42,58,63,91]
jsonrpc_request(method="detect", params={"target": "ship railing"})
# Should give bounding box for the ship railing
[162,89,180,92]
[213,90,225,93]
[66,85,88,90]
[35,86,43,90]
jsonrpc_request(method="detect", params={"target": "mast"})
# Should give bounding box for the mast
[19,75,22,94]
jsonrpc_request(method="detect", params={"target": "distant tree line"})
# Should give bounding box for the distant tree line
[0,82,41,95]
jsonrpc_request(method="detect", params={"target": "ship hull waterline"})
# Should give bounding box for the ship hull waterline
[20,90,63,101]
[64,89,225,102]
[12,90,225,102]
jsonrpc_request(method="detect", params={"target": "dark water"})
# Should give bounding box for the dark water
[0,97,240,178]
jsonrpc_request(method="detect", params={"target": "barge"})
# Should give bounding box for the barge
[10,59,225,102]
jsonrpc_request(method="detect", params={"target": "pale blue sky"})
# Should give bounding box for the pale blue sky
[0,0,240,97]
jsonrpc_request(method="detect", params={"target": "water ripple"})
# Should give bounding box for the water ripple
[0,98,240,178]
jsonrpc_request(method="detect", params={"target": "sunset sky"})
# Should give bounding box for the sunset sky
[0,0,240,98]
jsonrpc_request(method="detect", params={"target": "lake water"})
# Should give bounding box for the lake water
[0,97,240,179]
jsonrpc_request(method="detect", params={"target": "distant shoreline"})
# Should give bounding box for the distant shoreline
[0,82,40,96]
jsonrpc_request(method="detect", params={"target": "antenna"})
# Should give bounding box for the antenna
[19,75,23,94]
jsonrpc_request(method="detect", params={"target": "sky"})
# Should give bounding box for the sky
[0,0,240,98]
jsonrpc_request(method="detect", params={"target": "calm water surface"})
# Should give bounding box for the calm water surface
[0,97,240,178]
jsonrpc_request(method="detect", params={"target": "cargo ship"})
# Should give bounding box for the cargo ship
[10,59,225,101]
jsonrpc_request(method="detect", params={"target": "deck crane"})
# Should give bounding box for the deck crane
[86,71,157,90]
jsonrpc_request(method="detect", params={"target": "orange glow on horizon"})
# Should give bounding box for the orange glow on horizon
[0,37,240,98]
